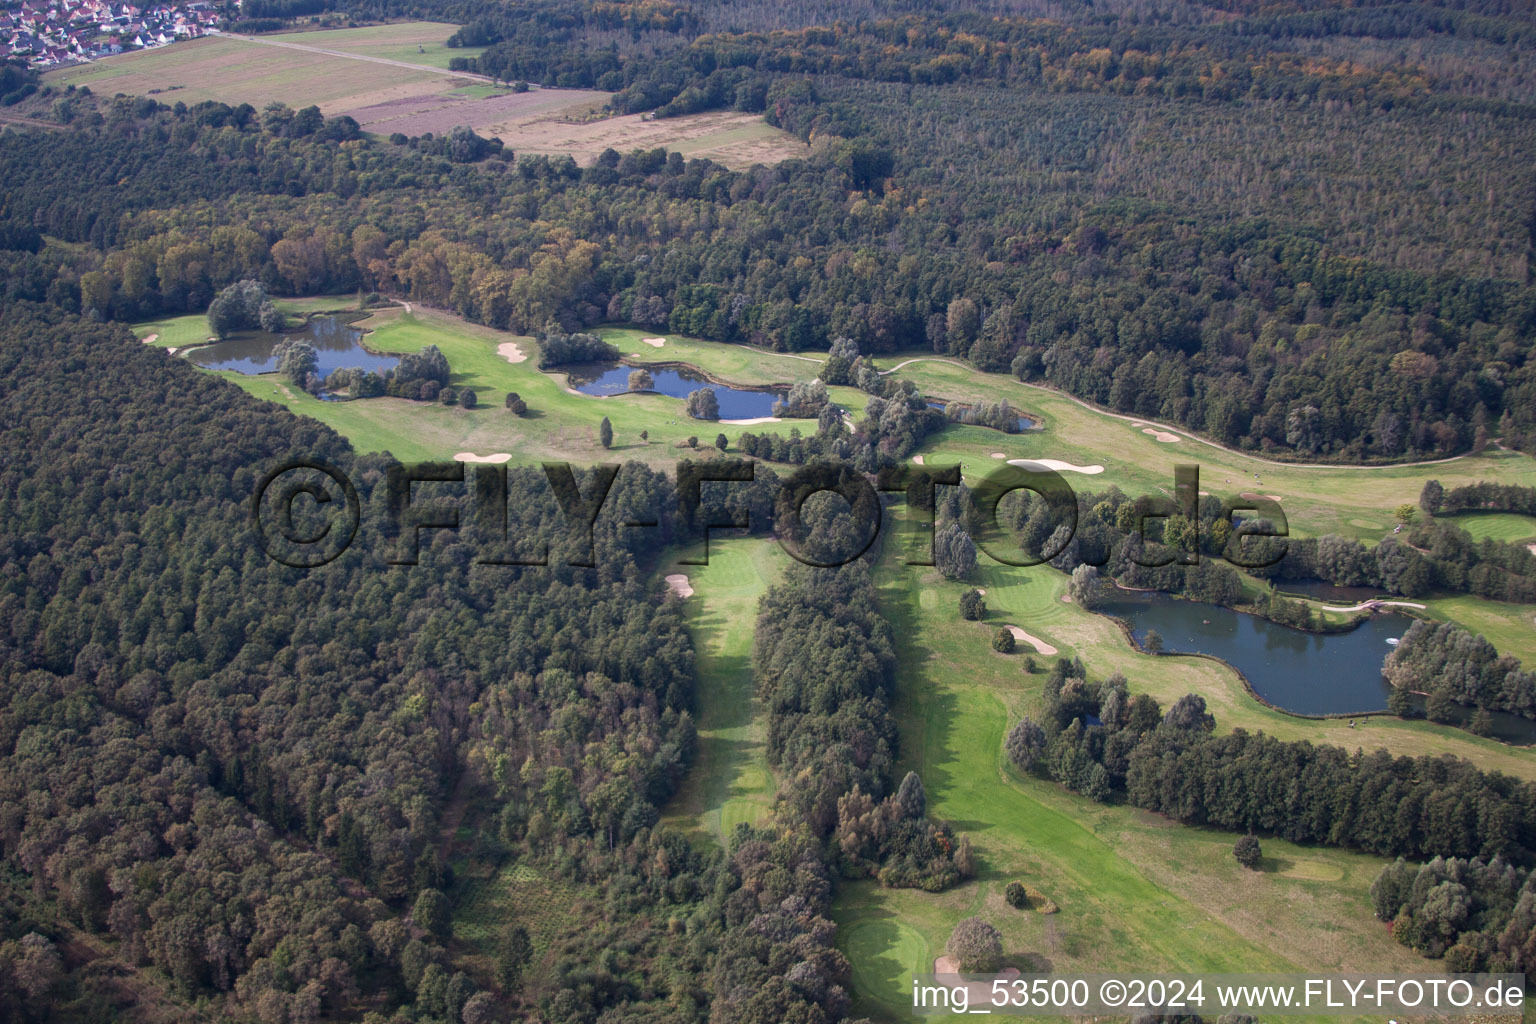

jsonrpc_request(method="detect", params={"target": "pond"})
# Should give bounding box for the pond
[185,316,397,378]
[1273,578,1389,604]
[563,362,784,420]
[1099,590,1536,742]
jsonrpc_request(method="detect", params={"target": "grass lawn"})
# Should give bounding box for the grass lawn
[877,354,1536,544]
[205,307,844,466]
[46,34,454,112]
[1446,511,1536,545]
[264,21,481,71]
[1421,593,1536,665]
[657,537,785,846]
[832,542,1431,1023]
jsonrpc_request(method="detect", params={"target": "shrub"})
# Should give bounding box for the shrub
[959,588,985,620]
[438,386,457,405]
[1234,833,1262,870]
[993,628,1015,653]
[505,392,527,415]
[1005,881,1028,909]
[946,917,1002,973]
[460,388,478,409]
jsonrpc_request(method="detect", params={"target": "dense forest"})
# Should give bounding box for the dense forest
[5,0,1536,1015]
[3,0,1536,462]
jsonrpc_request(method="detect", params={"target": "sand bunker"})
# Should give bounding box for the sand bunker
[1527,543,1536,557]
[454,452,512,464]
[166,347,179,356]
[497,342,527,364]
[1142,427,1179,443]
[912,455,925,465]
[1007,458,1105,475]
[664,573,694,598]
[1240,492,1283,502]
[141,333,159,344]
[1005,625,1058,656]
[641,337,666,348]
[933,958,1021,1001]
[991,452,1007,459]
[721,416,780,425]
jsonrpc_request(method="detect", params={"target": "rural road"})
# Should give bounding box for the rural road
[221,31,495,85]
[1316,599,1427,613]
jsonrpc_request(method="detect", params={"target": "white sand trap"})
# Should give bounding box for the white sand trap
[641,337,666,348]
[1526,543,1536,556]
[1240,491,1283,502]
[454,452,512,464]
[990,452,1007,459]
[166,347,179,356]
[934,958,1020,1001]
[1005,625,1058,656]
[1060,594,1074,603]
[912,455,925,465]
[141,333,159,344]
[720,416,781,425]
[1142,427,1179,443]
[497,342,527,364]
[1007,458,1104,475]
[1129,420,1144,427]
[664,573,694,598]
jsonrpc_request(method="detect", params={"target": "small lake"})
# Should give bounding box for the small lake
[1274,579,1389,604]
[185,317,397,378]
[563,362,783,419]
[1099,590,1536,742]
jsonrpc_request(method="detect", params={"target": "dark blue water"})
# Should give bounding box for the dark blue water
[1101,590,1407,715]
[564,363,783,419]
[186,317,397,378]
[1099,590,1536,741]
[1275,579,1388,604]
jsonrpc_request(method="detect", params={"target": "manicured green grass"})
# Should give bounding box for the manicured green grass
[1422,593,1536,665]
[831,544,1438,1023]
[877,354,1536,544]
[658,538,786,845]
[956,559,1536,778]
[209,307,844,466]
[1446,512,1536,545]
[600,326,828,385]
[132,314,212,349]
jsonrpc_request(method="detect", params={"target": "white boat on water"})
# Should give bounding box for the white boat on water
[1386,637,1400,646]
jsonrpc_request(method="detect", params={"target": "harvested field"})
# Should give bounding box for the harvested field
[45,34,468,113]
[486,107,807,169]
[264,21,481,71]
[345,86,606,138]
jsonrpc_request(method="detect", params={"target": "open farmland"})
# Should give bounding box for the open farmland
[344,85,607,139]
[263,21,481,70]
[45,33,475,113]
[345,90,807,168]
[483,107,808,168]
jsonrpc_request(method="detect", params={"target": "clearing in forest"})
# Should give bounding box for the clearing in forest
[658,538,784,845]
